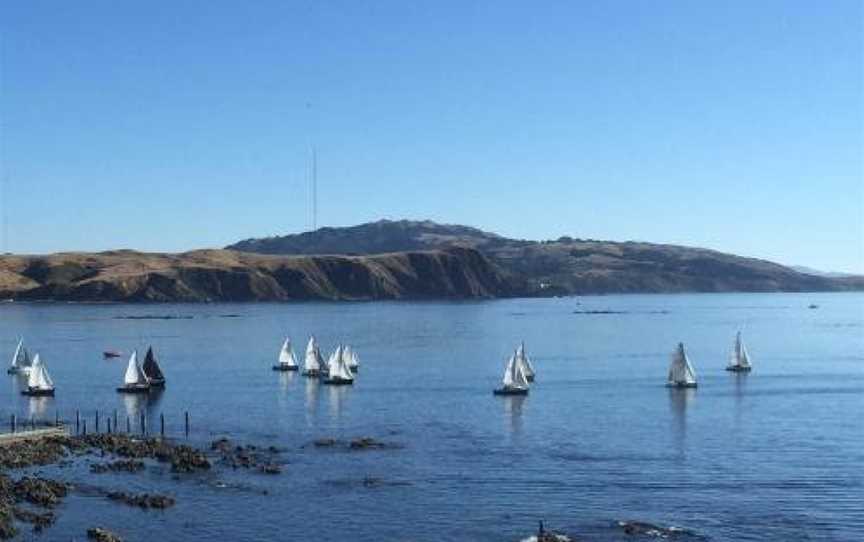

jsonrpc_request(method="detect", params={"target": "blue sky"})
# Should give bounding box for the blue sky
[1,1,862,272]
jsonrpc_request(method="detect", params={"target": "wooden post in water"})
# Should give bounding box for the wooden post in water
[113,410,118,430]
[185,411,189,438]
[140,413,146,436]
[11,414,15,434]
[95,411,100,433]
[55,411,59,427]
[76,410,80,434]
[160,413,165,437]
[107,417,112,434]
[31,418,35,430]
[126,416,131,433]
[82,419,87,436]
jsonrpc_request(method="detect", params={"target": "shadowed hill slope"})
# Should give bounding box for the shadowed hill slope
[227,219,864,294]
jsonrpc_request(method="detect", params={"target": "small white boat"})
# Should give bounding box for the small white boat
[273,337,299,372]
[302,336,325,377]
[667,342,698,388]
[494,351,530,396]
[21,354,55,396]
[343,344,359,373]
[725,331,752,373]
[117,350,150,394]
[142,346,166,386]
[8,338,32,375]
[514,341,535,382]
[323,345,354,385]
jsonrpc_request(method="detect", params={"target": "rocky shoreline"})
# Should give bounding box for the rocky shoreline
[0,431,701,541]
[0,433,221,539]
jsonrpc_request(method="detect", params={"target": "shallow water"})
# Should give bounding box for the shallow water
[1,292,862,541]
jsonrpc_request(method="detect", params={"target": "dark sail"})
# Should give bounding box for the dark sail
[142,346,165,383]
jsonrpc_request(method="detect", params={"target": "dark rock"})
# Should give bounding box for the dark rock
[617,520,694,537]
[90,459,145,474]
[13,508,55,531]
[259,464,281,475]
[107,492,175,509]
[349,437,396,450]
[12,477,68,507]
[87,527,123,542]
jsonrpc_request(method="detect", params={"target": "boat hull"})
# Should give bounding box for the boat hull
[322,378,353,386]
[21,388,54,397]
[116,385,150,394]
[272,365,299,372]
[302,370,324,377]
[148,378,166,387]
[725,365,752,373]
[667,382,698,388]
[493,387,529,396]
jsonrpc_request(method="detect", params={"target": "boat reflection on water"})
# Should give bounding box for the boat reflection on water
[27,396,50,420]
[668,387,695,455]
[327,384,348,421]
[304,377,320,422]
[121,387,164,427]
[502,394,526,437]
[278,371,296,392]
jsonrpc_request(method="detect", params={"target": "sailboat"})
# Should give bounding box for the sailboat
[343,344,359,373]
[323,345,354,385]
[493,351,530,396]
[7,338,32,375]
[116,350,150,393]
[272,337,299,372]
[142,346,166,386]
[667,342,698,388]
[302,336,325,377]
[726,331,753,372]
[514,341,535,382]
[21,354,55,396]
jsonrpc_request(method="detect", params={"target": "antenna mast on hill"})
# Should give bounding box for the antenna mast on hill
[311,145,318,232]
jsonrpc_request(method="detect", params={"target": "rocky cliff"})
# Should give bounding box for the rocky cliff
[0,247,515,302]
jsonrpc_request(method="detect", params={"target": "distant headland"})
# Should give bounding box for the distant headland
[0,219,860,302]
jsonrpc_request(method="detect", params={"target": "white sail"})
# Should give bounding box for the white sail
[42,361,54,388]
[515,342,535,379]
[502,354,515,387]
[10,338,23,369]
[501,352,529,390]
[668,343,697,386]
[729,332,752,369]
[26,354,53,390]
[27,354,43,388]
[123,350,148,386]
[304,336,321,371]
[10,338,32,372]
[328,345,353,381]
[326,346,340,373]
[513,359,530,388]
[344,345,359,369]
[278,338,298,367]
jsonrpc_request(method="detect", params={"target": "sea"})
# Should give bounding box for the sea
[0,292,861,541]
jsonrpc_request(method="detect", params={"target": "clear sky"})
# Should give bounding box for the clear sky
[1,1,862,272]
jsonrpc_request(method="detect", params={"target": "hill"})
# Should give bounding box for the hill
[0,247,515,302]
[228,219,864,295]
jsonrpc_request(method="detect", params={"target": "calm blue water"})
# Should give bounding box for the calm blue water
[1,293,862,541]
